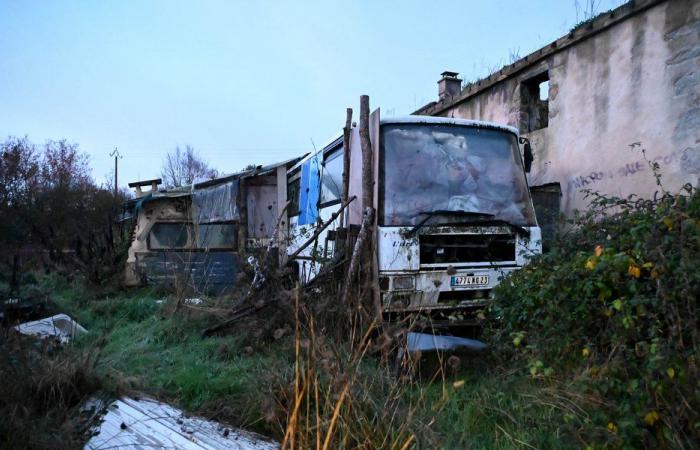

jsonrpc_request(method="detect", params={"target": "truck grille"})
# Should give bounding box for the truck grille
[419,234,515,265]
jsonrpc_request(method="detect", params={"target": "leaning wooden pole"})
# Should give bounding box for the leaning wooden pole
[340,206,374,310]
[286,196,356,262]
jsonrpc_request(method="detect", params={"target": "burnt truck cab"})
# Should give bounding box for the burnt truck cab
[377,117,541,321]
[286,114,541,326]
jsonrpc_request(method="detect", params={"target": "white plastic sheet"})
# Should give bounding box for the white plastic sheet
[191,180,240,224]
[14,314,87,344]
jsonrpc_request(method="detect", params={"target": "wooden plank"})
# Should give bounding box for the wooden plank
[276,165,288,266]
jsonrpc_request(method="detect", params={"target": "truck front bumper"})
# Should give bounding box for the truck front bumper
[381,266,518,312]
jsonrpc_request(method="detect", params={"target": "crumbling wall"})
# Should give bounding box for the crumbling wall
[429,0,699,215]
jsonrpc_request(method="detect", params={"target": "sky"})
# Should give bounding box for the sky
[0,0,625,188]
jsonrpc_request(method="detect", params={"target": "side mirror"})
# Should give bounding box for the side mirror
[520,137,534,173]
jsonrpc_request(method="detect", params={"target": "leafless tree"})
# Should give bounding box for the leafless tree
[161,145,218,188]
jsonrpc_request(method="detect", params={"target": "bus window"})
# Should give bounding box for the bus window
[148,222,190,249]
[320,148,343,207]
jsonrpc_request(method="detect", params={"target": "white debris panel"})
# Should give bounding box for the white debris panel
[14,313,87,343]
[84,396,278,450]
[407,332,487,353]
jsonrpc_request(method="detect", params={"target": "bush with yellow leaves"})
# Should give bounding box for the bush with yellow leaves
[490,184,700,448]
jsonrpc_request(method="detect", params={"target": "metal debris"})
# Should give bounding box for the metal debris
[406,331,487,353]
[84,396,278,450]
[14,313,87,344]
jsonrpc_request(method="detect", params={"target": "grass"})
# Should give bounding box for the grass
[42,276,291,435]
[4,273,594,448]
[425,372,582,449]
[0,328,102,449]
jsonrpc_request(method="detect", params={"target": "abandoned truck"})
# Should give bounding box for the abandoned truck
[287,114,542,324]
[122,112,543,325]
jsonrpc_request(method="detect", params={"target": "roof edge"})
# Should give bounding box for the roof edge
[413,0,665,116]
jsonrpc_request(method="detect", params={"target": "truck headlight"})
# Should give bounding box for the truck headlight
[393,276,415,291]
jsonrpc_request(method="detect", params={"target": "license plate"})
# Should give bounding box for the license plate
[451,275,489,287]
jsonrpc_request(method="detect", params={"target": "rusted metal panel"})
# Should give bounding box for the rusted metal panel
[136,252,240,295]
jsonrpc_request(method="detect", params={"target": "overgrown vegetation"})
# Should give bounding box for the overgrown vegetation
[491,184,700,448]
[0,136,130,289]
[2,149,698,448]
[0,275,591,449]
[0,330,101,450]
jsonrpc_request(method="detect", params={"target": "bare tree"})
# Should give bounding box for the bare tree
[161,145,218,188]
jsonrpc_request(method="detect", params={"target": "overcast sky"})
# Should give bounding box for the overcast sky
[0,0,625,187]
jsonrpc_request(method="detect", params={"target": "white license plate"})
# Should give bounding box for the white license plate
[450,275,489,287]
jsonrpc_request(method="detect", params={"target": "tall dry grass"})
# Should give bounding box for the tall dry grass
[269,287,452,450]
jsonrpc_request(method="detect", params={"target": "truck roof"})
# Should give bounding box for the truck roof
[381,115,519,136]
[290,115,520,171]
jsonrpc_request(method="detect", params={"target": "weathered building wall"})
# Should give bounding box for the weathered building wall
[418,0,700,214]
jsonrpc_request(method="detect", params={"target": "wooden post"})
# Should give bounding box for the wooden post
[359,96,373,212]
[276,165,288,266]
[340,206,374,310]
[358,95,382,323]
[266,200,290,267]
[237,178,247,253]
[340,108,352,229]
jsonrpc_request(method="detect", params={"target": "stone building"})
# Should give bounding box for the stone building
[415,0,700,215]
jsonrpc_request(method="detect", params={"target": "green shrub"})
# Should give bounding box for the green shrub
[490,185,700,448]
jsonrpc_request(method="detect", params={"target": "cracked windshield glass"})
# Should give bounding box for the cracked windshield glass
[380,124,536,226]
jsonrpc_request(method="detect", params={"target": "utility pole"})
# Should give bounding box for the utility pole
[109,147,122,198]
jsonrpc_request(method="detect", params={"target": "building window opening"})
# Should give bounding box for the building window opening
[520,72,549,133]
[539,80,549,101]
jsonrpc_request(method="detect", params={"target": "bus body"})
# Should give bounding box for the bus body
[286,113,541,325]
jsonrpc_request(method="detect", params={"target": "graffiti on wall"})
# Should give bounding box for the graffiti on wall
[567,142,681,193]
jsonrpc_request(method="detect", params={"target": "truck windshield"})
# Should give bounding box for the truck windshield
[379,123,537,227]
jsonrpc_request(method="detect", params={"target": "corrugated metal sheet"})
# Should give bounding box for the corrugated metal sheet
[84,396,277,450]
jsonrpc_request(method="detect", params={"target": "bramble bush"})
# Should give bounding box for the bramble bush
[491,183,700,448]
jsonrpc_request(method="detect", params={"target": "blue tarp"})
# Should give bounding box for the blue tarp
[298,154,321,225]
